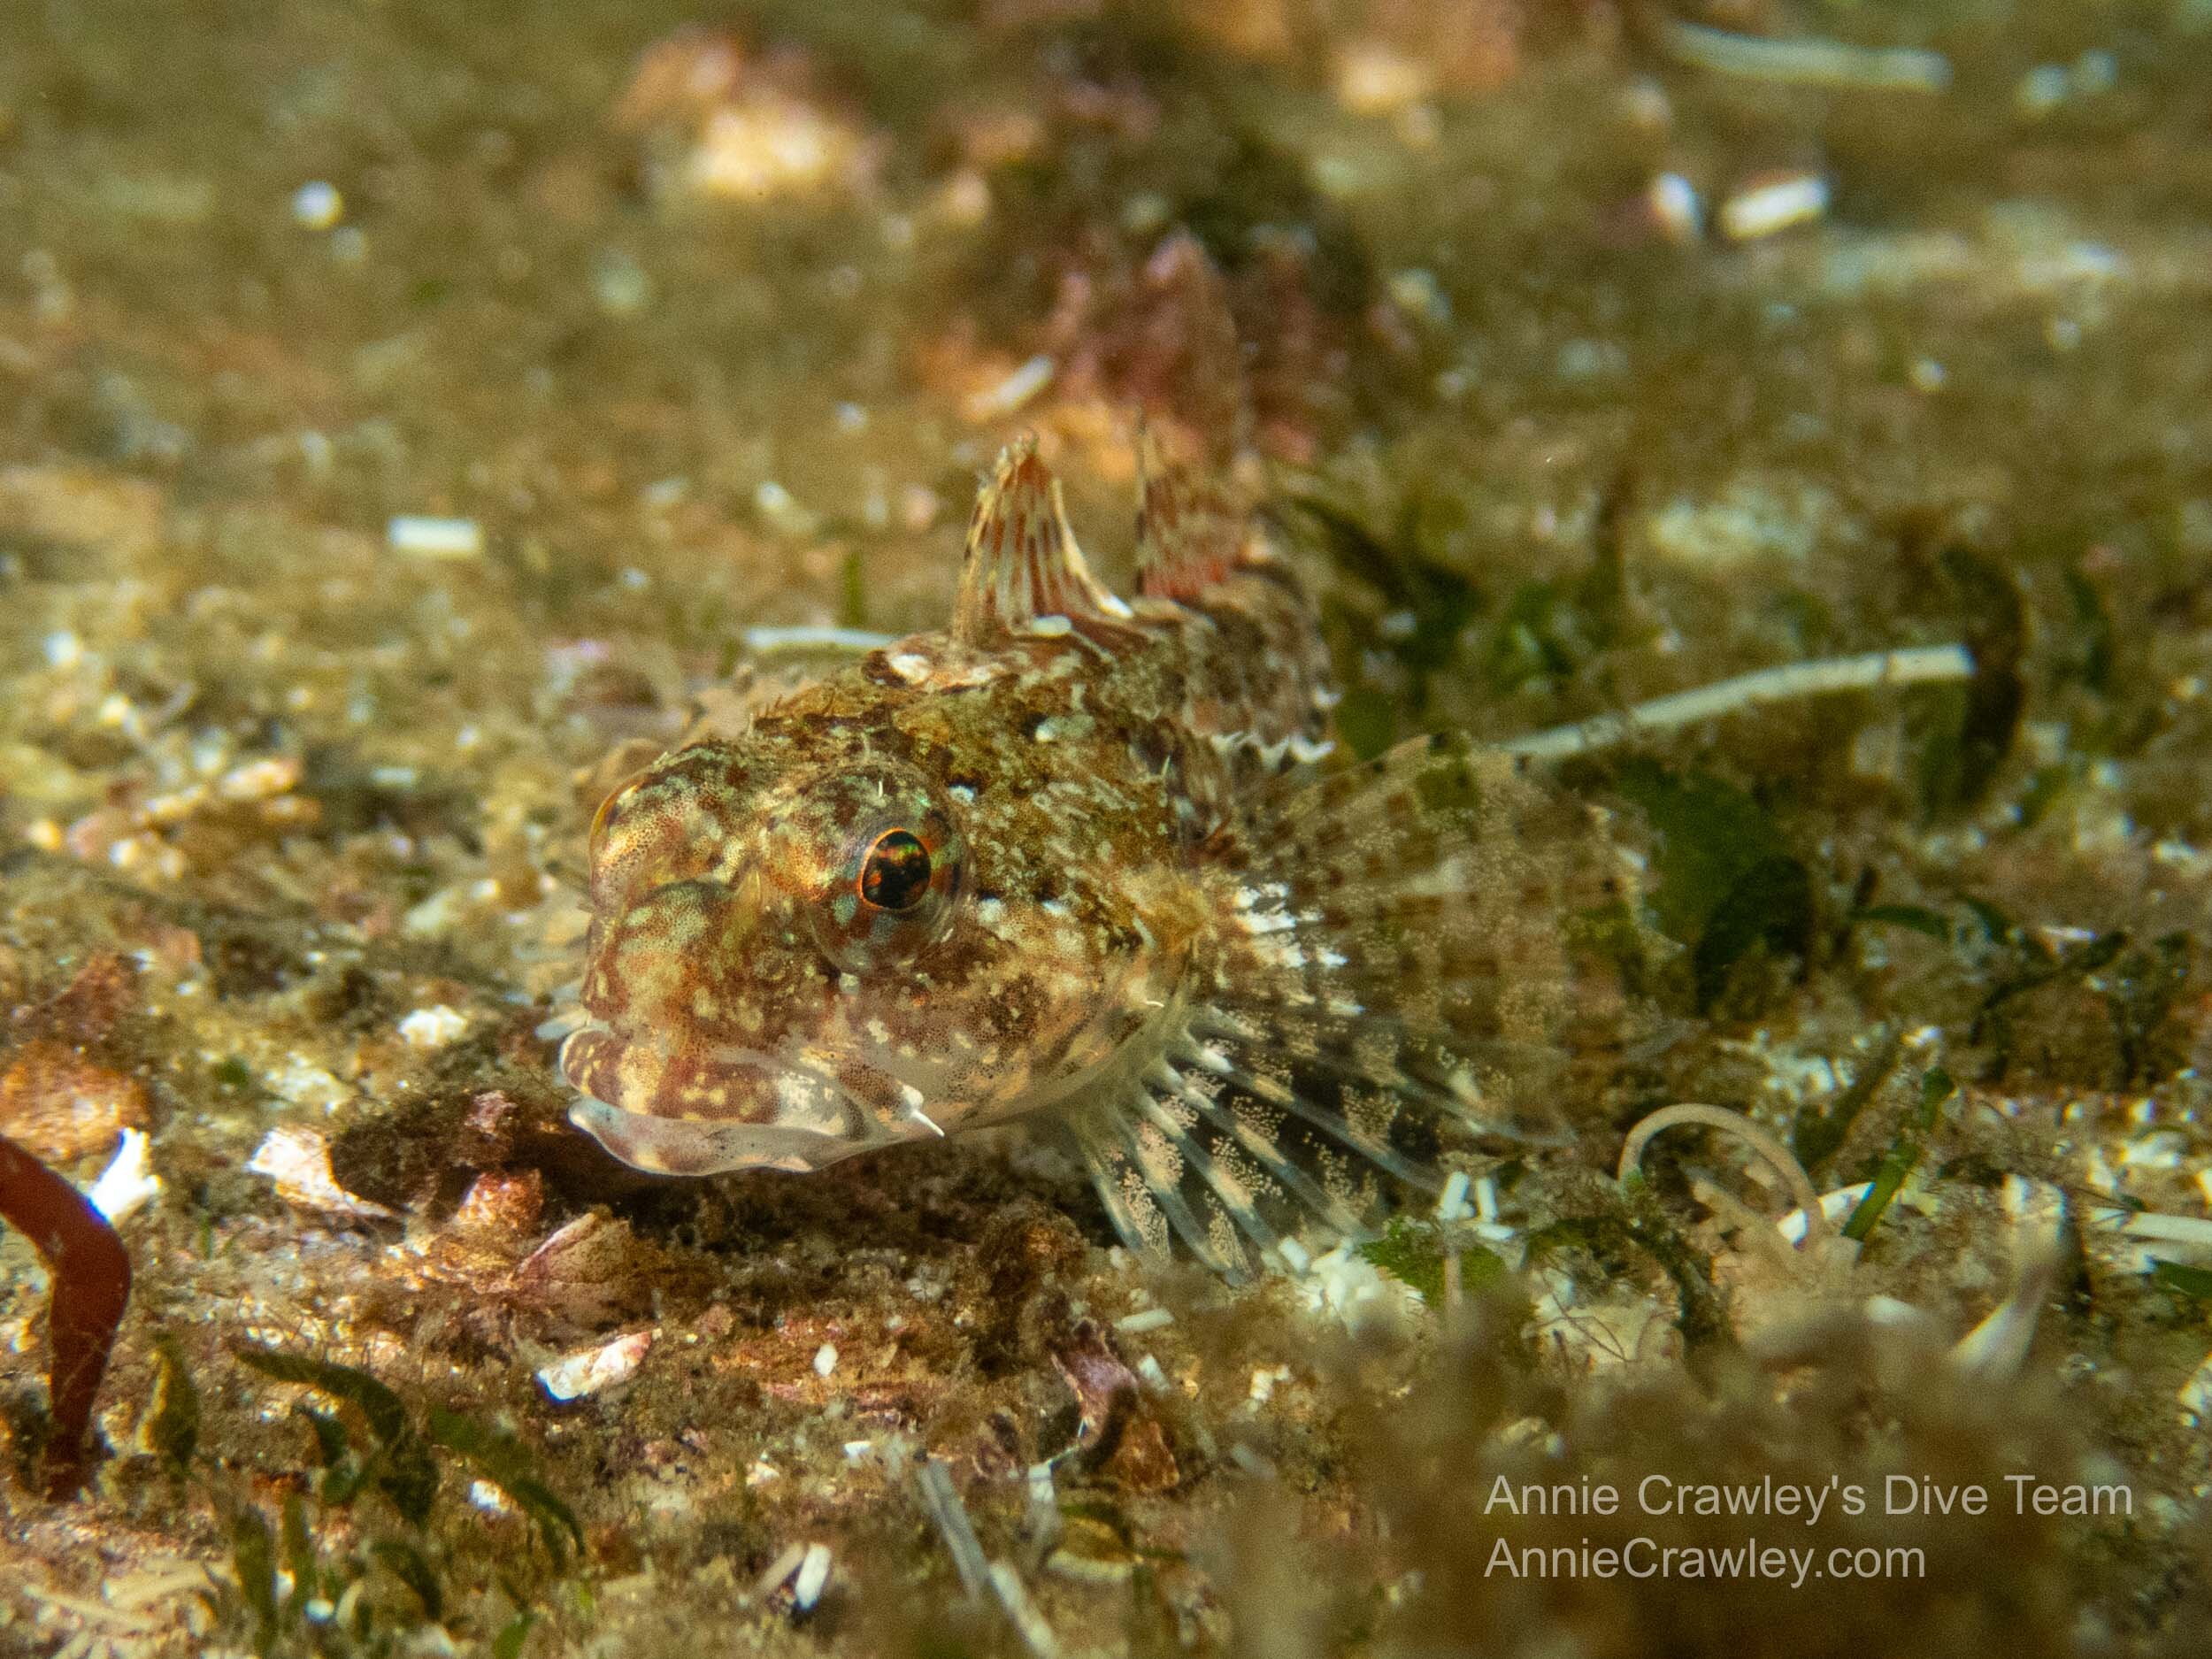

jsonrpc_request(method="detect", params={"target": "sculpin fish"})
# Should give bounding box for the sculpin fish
[557,436,1644,1274]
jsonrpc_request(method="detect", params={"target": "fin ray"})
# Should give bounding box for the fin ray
[1134,430,1253,602]
[1171,1033,1448,1194]
[1126,1080,1281,1255]
[953,439,1130,644]
[1071,1112,1166,1260]
[1071,1096,1252,1278]
[1148,1059,1369,1239]
[1114,730,1651,1260]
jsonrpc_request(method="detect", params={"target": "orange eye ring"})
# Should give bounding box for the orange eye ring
[588,785,625,855]
[859,828,933,911]
[587,765,654,860]
[807,771,965,972]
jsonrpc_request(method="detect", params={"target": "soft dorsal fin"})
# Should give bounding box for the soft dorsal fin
[1133,429,1253,602]
[953,438,1131,645]
[1133,229,1250,462]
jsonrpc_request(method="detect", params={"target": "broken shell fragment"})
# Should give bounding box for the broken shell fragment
[247,1125,397,1221]
[511,1210,658,1326]
[87,1128,161,1224]
[537,1329,653,1402]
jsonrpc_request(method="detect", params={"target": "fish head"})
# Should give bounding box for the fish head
[558,720,1185,1176]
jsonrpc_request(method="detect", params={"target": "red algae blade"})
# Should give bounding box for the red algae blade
[0,1130,133,1496]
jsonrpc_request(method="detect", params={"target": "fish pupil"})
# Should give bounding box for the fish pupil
[861,830,932,910]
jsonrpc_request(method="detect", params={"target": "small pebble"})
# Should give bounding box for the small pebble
[1719,172,1829,242]
[468,1479,511,1516]
[2072,50,2118,96]
[593,249,653,317]
[397,1005,469,1048]
[754,480,819,537]
[1386,268,1449,324]
[1331,41,1436,116]
[1114,1307,1175,1335]
[2015,64,2071,118]
[1227,1442,1278,1477]
[291,180,343,230]
[216,755,303,802]
[1647,172,1703,244]
[387,516,484,559]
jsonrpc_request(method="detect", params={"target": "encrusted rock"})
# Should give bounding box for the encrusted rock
[0,1041,152,1165]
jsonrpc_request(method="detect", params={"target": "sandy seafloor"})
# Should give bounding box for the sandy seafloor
[3,2,2212,1655]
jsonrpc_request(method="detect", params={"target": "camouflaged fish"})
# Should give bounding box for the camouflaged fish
[554,435,1654,1276]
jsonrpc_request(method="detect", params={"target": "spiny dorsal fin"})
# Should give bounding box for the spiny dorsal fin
[953,438,1131,645]
[1133,429,1253,602]
[1132,229,1250,462]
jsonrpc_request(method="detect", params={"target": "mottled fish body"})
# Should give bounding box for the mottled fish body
[560,437,1639,1274]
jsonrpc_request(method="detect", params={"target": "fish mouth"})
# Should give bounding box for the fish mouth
[555,1017,887,1178]
[566,1092,870,1177]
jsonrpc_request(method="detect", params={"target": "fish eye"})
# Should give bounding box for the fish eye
[860,829,932,911]
[809,780,966,974]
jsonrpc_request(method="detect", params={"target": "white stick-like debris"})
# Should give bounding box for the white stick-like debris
[916,1456,990,1599]
[2178,1351,2212,1423]
[386,515,484,559]
[1618,1103,1826,1247]
[1951,1272,2045,1377]
[1774,1184,1872,1245]
[988,1562,1064,1659]
[1500,644,1974,762]
[751,1541,809,1601]
[1659,18,1952,94]
[1718,173,1831,242]
[791,1543,833,1612]
[2086,1206,2212,1254]
[1952,1179,2068,1377]
[964,353,1057,420]
[740,626,897,655]
[1433,1169,1474,1223]
[1113,1307,1175,1335]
